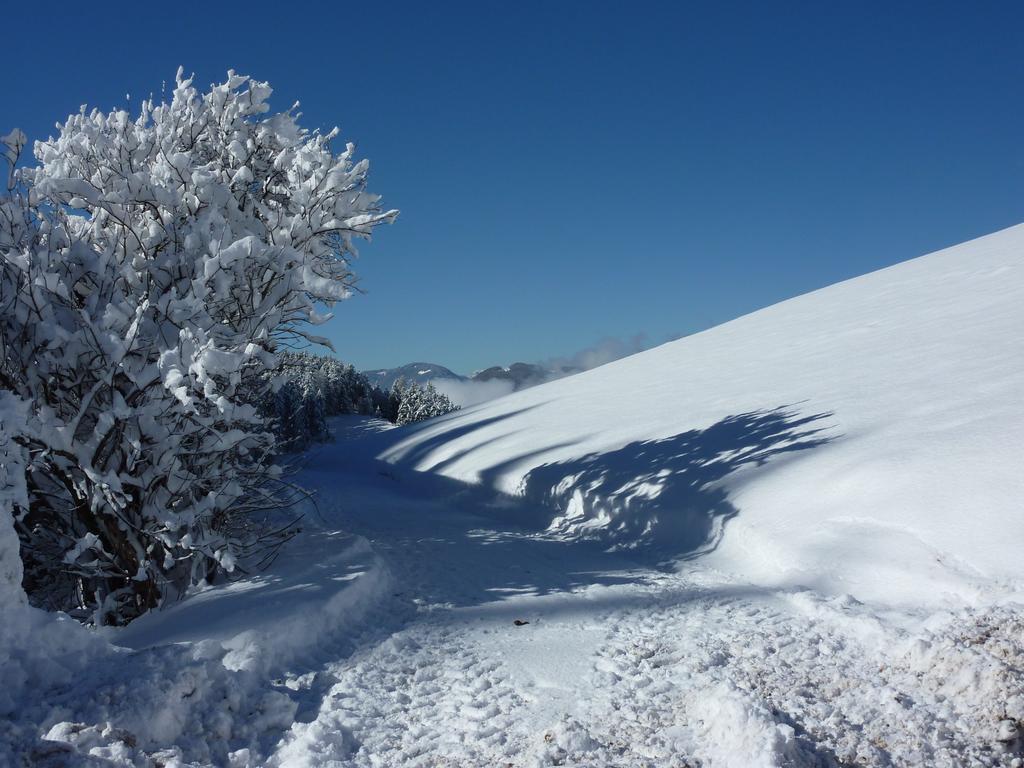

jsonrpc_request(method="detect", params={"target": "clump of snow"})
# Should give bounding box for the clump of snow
[527,716,601,766]
[682,682,804,767]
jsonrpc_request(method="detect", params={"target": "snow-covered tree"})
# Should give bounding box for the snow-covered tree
[0,70,396,624]
[259,351,393,451]
[270,380,307,450]
[393,380,459,425]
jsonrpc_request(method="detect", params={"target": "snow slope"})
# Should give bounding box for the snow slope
[381,223,1024,609]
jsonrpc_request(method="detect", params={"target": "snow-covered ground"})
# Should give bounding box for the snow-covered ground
[4,224,1024,766]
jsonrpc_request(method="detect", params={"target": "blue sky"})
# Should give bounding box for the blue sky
[4,2,1023,373]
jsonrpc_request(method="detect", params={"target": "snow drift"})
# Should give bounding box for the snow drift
[381,223,1024,607]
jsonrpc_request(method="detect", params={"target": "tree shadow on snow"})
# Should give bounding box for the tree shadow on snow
[325,406,837,610]
[36,408,836,765]
[515,405,835,558]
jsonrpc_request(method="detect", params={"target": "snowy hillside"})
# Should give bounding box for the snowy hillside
[381,223,1024,609]
[5,225,1024,767]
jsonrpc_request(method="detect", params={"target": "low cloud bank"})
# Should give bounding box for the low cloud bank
[435,333,674,408]
[433,378,515,407]
[543,333,652,376]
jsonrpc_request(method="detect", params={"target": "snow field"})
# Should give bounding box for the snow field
[7,222,1024,766]
[9,413,1024,767]
[380,223,1024,610]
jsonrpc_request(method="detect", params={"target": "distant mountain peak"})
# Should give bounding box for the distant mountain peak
[361,362,465,391]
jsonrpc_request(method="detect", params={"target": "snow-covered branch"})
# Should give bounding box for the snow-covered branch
[0,69,395,624]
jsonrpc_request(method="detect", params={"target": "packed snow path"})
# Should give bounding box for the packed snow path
[255,420,1023,768]
[29,412,1016,767]
[17,422,1024,767]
